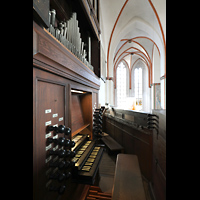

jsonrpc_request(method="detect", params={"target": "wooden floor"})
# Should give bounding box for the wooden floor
[98,150,116,193]
[97,148,154,200]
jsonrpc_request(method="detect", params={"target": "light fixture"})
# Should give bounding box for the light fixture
[71,89,86,94]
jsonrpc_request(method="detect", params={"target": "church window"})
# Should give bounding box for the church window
[134,67,142,110]
[116,62,127,107]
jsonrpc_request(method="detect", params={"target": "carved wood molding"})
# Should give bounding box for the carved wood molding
[33,21,100,90]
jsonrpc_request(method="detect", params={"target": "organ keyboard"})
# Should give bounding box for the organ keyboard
[71,134,104,184]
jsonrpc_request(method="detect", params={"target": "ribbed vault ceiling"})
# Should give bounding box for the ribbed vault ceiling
[99,0,166,79]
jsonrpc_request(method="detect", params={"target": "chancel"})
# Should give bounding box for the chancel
[33,0,166,200]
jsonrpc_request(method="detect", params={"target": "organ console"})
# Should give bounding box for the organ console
[45,124,75,197]
[71,134,104,184]
[33,1,102,199]
[33,1,166,198]
[33,62,103,200]
[46,127,104,197]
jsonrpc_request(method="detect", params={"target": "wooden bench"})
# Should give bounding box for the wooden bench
[112,154,146,200]
[101,135,124,153]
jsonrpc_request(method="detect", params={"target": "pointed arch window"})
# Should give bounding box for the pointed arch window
[134,67,142,110]
[116,62,127,107]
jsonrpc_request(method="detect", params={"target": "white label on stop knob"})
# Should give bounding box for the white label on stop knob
[45,109,51,114]
[45,121,51,126]
[46,144,52,151]
[45,132,52,138]
[45,156,52,164]
[53,145,58,151]
[46,180,52,188]
[52,113,58,118]
[59,117,63,121]
[53,134,58,139]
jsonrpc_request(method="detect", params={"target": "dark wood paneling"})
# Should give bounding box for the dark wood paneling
[80,93,93,138]
[103,114,153,181]
[33,66,100,200]
[103,109,166,200]
[33,68,69,200]
[152,109,166,200]
[80,93,93,125]
[50,0,73,21]
[33,21,100,90]
[33,6,100,198]
[123,124,151,145]
[105,118,115,139]
[112,154,146,200]
[79,0,100,40]
[33,0,49,28]
[114,121,123,146]
[71,94,85,133]
[115,109,149,127]
[123,125,152,181]
[91,37,100,77]
[153,133,166,177]
[122,131,135,155]
[152,159,166,200]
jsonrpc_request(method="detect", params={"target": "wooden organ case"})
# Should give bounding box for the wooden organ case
[33,1,102,199]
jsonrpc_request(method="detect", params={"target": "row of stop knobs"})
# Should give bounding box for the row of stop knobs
[49,149,75,158]
[47,125,71,135]
[46,124,75,195]
[47,137,75,148]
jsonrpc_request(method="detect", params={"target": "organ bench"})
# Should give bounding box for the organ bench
[112,154,146,200]
[85,153,146,200]
[101,135,124,154]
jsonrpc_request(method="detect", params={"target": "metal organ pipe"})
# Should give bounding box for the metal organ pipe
[47,10,94,71]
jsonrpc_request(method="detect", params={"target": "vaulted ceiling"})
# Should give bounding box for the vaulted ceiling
[99,0,166,80]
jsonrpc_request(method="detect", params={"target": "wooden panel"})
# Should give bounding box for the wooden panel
[33,68,69,200]
[133,135,152,181]
[115,109,149,127]
[33,67,99,200]
[114,121,123,146]
[70,92,93,138]
[33,0,49,28]
[91,37,100,77]
[50,0,72,22]
[112,154,146,200]
[105,118,115,139]
[72,124,90,136]
[152,109,166,200]
[71,94,85,134]
[101,136,123,151]
[80,0,100,41]
[104,114,153,181]
[80,93,93,138]
[152,158,166,200]
[33,21,100,90]
[80,93,92,125]
[33,5,101,197]
[122,131,135,155]
[122,126,152,181]
[123,124,150,145]
[153,133,166,176]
